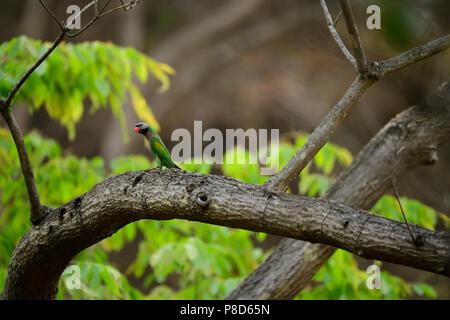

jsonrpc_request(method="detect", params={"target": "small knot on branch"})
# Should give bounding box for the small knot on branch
[195,192,210,208]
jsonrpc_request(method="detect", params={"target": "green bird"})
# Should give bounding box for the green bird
[134,122,180,169]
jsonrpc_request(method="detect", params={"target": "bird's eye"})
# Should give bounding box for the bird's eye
[141,127,149,134]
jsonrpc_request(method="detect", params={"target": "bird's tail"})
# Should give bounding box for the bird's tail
[172,163,182,170]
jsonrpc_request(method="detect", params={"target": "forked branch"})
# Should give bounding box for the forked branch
[266,5,450,193]
[252,4,450,300]
[38,0,140,37]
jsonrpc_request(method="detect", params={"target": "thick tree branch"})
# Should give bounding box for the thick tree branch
[339,0,367,73]
[227,80,450,299]
[5,81,450,299]
[1,163,449,299]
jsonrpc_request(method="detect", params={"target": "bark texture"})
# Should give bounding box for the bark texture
[1,145,450,299]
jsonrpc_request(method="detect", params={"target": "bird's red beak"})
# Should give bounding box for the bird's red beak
[134,127,140,134]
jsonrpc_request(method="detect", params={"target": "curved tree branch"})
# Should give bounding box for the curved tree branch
[227,79,450,299]
[1,161,449,299]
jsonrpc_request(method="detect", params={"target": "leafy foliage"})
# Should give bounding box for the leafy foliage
[0,36,174,139]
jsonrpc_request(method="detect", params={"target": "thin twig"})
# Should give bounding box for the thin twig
[120,0,140,11]
[333,10,342,27]
[339,0,367,73]
[0,107,43,224]
[392,179,419,245]
[99,1,138,18]
[38,0,66,31]
[65,0,113,37]
[320,0,357,70]
[5,31,65,106]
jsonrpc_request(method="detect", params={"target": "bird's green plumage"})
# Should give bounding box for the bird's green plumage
[135,121,180,169]
[149,135,178,168]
